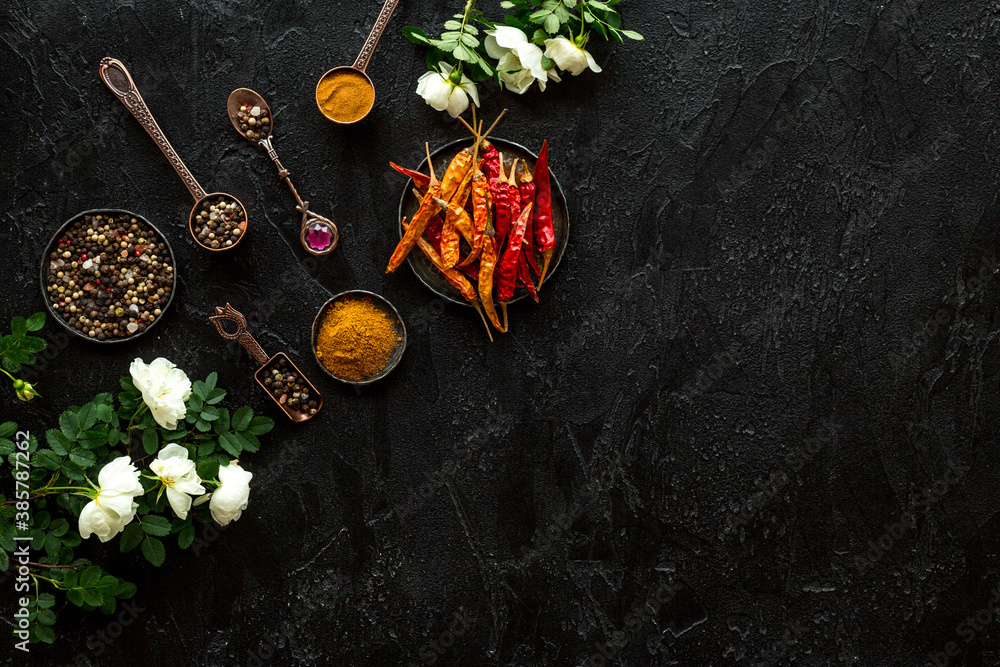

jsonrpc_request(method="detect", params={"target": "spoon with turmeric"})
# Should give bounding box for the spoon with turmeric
[315,0,402,124]
[227,88,338,255]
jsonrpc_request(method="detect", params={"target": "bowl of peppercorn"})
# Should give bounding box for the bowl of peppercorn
[40,209,177,343]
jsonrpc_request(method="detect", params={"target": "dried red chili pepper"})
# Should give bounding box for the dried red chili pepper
[533,140,556,286]
[496,202,533,329]
[517,163,540,278]
[390,162,430,193]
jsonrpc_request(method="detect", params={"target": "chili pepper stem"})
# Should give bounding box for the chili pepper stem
[426,142,438,185]
[539,249,554,288]
[472,301,493,342]
[500,302,508,331]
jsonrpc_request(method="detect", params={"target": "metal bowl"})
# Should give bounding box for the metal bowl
[39,208,178,344]
[396,137,570,306]
[311,290,406,385]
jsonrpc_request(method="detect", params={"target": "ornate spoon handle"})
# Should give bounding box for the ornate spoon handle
[209,304,270,366]
[353,0,402,72]
[99,57,207,201]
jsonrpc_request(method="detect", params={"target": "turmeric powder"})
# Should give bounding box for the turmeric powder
[316,69,375,123]
[315,295,399,381]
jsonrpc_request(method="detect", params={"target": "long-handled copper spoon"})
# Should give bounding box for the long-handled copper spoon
[227,89,338,255]
[315,0,402,124]
[99,57,249,253]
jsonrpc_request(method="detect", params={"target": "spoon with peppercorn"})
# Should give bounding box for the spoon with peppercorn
[99,57,250,253]
[227,89,339,256]
[209,303,324,422]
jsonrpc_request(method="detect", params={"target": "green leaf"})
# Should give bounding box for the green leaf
[141,515,172,537]
[0,421,16,439]
[100,595,117,615]
[25,312,45,331]
[195,420,211,433]
[178,525,196,549]
[60,411,80,442]
[36,593,56,609]
[11,316,27,337]
[214,408,231,435]
[544,13,560,33]
[33,450,62,470]
[403,25,435,47]
[81,565,101,588]
[232,406,253,432]
[142,428,159,455]
[234,431,259,453]
[247,416,274,436]
[48,518,69,537]
[94,402,113,422]
[218,432,241,458]
[119,523,144,552]
[68,448,96,468]
[443,19,463,30]
[205,388,226,405]
[0,549,7,572]
[621,29,643,40]
[81,588,103,606]
[114,581,137,598]
[197,459,220,482]
[141,536,166,567]
[46,429,70,456]
[204,371,218,393]
[34,623,55,644]
[198,439,216,457]
[66,587,85,607]
[78,403,98,431]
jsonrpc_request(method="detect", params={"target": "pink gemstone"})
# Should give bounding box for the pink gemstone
[305,223,333,251]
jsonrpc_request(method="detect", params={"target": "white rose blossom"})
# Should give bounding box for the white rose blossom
[78,456,145,542]
[416,62,480,118]
[544,36,603,76]
[209,461,253,527]
[150,444,206,520]
[130,357,192,430]
[485,26,560,94]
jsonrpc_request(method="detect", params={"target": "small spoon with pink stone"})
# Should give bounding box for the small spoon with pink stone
[227,88,338,256]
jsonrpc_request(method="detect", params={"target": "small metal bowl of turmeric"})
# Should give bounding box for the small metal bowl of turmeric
[311,290,406,385]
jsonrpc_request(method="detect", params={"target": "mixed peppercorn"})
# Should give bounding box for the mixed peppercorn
[46,213,174,341]
[235,103,271,141]
[261,357,318,416]
[192,196,246,250]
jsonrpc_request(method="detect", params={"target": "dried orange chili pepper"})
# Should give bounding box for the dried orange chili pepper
[402,218,494,341]
[387,144,442,273]
[459,171,490,267]
[496,202,533,329]
[478,234,504,333]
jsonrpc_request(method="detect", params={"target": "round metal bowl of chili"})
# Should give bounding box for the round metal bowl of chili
[396,138,569,307]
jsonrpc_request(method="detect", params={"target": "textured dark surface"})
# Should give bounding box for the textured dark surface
[3,1,1000,665]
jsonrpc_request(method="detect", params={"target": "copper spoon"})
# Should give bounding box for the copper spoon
[99,57,249,253]
[209,304,323,422]
[315,0,402,124]
[226,89,338,256]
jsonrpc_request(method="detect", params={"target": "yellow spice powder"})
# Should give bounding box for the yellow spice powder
[315,296,399,381]
[316,69,375,123]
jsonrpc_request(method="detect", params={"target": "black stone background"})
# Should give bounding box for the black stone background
[4,0,1000,665]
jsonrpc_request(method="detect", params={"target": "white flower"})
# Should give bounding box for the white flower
[416,62,480,118]
[149,444,205,520]
[130,357,192,430]
[485,26,560,94]
[209,461,253,526]
[544,36,602,76]
[78,456,144,542]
